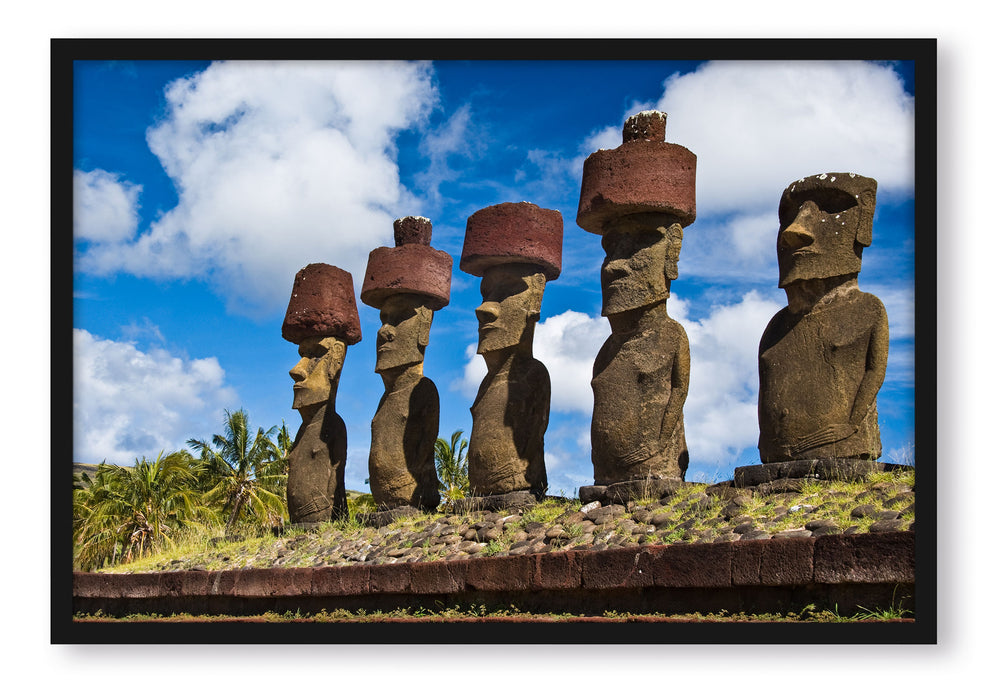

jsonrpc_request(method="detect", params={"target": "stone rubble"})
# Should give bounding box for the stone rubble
[121,471,916,574]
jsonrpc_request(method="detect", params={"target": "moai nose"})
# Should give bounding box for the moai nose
[476,302,499,325]
[378,326,396,343]
[781,202,818,249]
[289,358,308,382]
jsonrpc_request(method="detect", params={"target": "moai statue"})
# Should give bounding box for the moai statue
[460,202,563,498]
[281,263,362,524]
[576,111,696,484]
[361,216,452,511]
[758,173,889,462]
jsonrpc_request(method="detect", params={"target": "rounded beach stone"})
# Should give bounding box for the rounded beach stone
[282,263,362,344]
[576,112,697,234]
[460,201,563,280]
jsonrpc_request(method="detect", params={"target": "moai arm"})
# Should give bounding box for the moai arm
[849,300,889,430]
[659,324,690,445]
[327,411,349,519]
[407,378,441,482]
[520,360,551,494]
[789,299,889,456]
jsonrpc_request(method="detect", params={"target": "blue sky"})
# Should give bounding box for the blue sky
[72,58,916,495]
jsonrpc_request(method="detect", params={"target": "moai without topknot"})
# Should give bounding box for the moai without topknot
[576,111,696,485]
[361,216,452,511]
[758,173,889,462]
[461,202,564,498]
[282,263,362,524]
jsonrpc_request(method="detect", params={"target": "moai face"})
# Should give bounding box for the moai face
[375,294,433,373]
[289,336,346,411]
[475,263,546,355]
[777,175,876,288]
[600,218,682,317]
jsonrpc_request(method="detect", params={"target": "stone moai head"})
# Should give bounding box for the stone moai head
[282,263,362,412]
[776,172,878,288]
[576,111,696,316]
[361,217,452,373]
[461,202,563,355]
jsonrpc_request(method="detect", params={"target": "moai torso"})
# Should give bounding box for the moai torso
[591,313,689,482]
[468,357,550,496]
[368,375,441,510]
[758,286,886,461]
[287,405,348,522]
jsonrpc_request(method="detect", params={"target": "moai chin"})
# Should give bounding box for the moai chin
[461,202,563,497]
[360,216,452,511]
[576,111,696,485]
[758,172,889,462]
[281,263,362,524]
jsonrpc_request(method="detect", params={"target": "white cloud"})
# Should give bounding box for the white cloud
[414,103,481,202]
[679,290,781,465]
[75,60,438,317]
[533,310,610,414]
[457,293,779,473]
[73,169,142,243]
[73,328,238,465]
[453,342,487,398]
[869,283,915,342]
[651,61,914,215]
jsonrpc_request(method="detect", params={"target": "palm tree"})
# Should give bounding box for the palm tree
[187,409,288,535]
[435,430,470,509]
[73,451,211,571]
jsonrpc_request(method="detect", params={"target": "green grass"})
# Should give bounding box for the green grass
[74,601,912,623]
[88,469,915,573]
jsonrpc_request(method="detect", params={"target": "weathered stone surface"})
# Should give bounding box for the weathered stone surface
[362,219,450,511]
[577,111,697,233]
[361,217,451,310]
[758,173,888,463]
[391,215,433,246]
[579,115,695,488]
[460,202,563,280]
[451,491,539,513]
[814,531,914,584]
[589,223,690,484]
[285,334,352,524]
[464,262,552,496]
[734,459,910,487]
[282,264,362,345]
[460,203,562,497]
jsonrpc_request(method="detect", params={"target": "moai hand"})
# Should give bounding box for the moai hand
[576,111,697,484]
[460,202,563,497]
[758,173,889,462]
[361,216,452,511]
[282,263,362,524]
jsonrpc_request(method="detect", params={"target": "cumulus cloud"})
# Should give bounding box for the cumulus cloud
[457,293,779,475]
[652,61,915,215]
[678,290,781,465]
[533,310,610,414]
[73,169,142,243]
[73,328,238,465]
[75,61,438,317]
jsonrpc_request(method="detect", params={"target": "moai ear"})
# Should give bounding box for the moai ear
[417,306,433,348]
[524,271,548,319]
[855,190,876,248]
[328,337,347,377]
[664,223,684,281]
